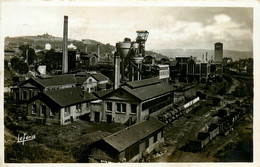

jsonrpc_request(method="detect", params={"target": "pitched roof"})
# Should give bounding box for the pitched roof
[75,75,91,84]
[43,87,97,107]
[31,75,77,88]
[91,73,109,82]
[121,81,175,101]
[93,89,113,98]
[102,117,165,152]
[124,77,160,89]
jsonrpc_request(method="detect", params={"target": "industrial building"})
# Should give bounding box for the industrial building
[88,117,165,162]
[27,87,97,125]
[100,78,175,124]
[12,72,111,104]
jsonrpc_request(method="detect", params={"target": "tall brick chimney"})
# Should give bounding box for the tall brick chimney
[97,44,100,61]
[62,15,68,74]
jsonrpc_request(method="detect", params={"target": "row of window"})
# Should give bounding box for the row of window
[142,93,172,111]
[31,103,54,117]
[22,90,37,100]
[106,102,137,114]
[65,102,91,116]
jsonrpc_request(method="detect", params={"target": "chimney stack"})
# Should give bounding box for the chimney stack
[202,54,204,62]
[84,44,88,53]
[62,15,68,74]
[114,51,121,90]
[206,52,208,61]
[97,44,100,61]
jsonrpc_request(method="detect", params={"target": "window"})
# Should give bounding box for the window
[86,102,90,108]
[107,102,112,111]
[32,103,37,115]
[122,104,126,113]
[89,78,92,84]
[131,104,137,114]
[50,110,54,117]
[22,91,27,100]
[116,103,121,112]
[65,106,70,116]
[41,105,46,116]
[76,104,82,112]
[154,133,158,143]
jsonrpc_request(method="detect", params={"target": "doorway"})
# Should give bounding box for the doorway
[94,112,100,122]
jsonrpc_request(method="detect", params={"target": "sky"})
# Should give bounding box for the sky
[1,4,253,51]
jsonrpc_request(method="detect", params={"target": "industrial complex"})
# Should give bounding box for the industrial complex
[4,15,253,163]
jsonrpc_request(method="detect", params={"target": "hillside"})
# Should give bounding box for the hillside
[5,34,115,55]
[5,34,167,60]
[153,49,253,61]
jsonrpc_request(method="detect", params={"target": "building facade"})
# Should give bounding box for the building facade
[88,117,165,162]
[101,78,175,124]
[27,87,97,125]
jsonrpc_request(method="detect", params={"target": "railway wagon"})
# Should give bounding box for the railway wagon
[216,119,226,135]
[208,124,219,140]
[197,132,210,148]
[230,112,239,122]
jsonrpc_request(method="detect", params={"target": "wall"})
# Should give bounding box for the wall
[60,102,91,125]
[82,77,98,93]
[103,100,138,124]
[27,99,60,125]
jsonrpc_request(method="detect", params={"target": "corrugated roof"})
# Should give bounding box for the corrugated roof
[32,75,77,88]
[103,117,165,152]
[124,77,160,88]
[43,87,97,107]
[121,81,175,101]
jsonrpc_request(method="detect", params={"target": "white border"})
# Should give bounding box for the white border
[0,0,259,167]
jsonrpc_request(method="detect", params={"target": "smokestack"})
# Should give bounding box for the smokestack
[97,44,100,61]
[84,44,88,53]
[62,15,68,74]
[202,54,204,62]
[206,52,208,61]
[114,51,121,90]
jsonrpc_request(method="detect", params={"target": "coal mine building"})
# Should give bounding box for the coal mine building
[88,117,165,162]
[27,87,97,125]
[101,78,175,124]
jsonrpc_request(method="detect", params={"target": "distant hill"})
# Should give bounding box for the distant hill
[153,49,253,61]
[5,34,167,60]
[5,34,115,55]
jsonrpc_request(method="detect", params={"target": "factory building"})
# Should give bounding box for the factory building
[27,87,97,125]
[101,78,175,124]
[174,56,211,82]
[13,72,111,104]
[88,117,165,162]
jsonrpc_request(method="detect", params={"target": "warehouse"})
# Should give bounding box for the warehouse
[88,117,165,162]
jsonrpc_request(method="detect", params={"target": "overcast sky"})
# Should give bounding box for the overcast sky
[2,4,253,51]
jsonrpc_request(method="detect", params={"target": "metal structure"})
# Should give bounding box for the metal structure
[114,31,149,88]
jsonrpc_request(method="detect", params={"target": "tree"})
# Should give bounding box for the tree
[18,45,36,65]
[10,57,28,74]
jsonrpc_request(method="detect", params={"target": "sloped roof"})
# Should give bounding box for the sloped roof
[121,81,175,101]
[124,77,160,89]
[103,117,165,152]
[91,73,109,82]
[31,75,77,88]
[43,87,97,107]
[75,75,92,84]
[94,89,113,98]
